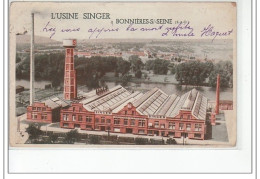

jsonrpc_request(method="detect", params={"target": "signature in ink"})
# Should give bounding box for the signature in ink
[201,24,233,42]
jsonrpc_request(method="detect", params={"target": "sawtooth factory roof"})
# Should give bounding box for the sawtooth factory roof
[79,85,208,120]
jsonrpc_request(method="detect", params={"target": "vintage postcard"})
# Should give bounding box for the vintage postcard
[9,2,236,147]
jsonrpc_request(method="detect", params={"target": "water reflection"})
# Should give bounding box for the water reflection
[16,79,233,101]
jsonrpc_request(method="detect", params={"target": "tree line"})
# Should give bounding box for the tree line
[16,52,233,88]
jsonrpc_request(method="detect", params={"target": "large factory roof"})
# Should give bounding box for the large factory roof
[79,85,208,120]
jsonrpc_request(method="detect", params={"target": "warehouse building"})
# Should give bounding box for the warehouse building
[60,85,208,140]
[27,97,70,123]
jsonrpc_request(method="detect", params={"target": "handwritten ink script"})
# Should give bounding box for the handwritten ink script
[201,24,233,42]
[42,21,233,42]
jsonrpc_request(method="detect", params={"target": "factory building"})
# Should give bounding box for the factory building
[27,97,70,123]
[60,85,208,140]
[26,37,210,140]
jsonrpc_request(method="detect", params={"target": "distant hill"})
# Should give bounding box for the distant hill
[16,35,61,44]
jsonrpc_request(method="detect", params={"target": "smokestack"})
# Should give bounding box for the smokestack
[30,13,35,104]
[215,74,220,114]
[63,39,77,100]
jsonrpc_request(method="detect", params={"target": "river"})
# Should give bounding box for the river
[16,80,233,101]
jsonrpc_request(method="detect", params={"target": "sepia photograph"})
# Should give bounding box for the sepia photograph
[10,2,236,147]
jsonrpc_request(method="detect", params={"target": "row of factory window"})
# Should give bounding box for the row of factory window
[124,110,136,115]
[62,114,202,131]
[32,107,46,111]
[61,123,202,138]
[32,113,47,120]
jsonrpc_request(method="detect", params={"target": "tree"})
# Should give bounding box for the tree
[175,61,213,86]
[129,55,144,73]
[208,61,233,88]
[166,138,177,145]
[116,59,131,76]
[16,54,21,63]
[89,135,100,144]
[25,123,43,142]
[170,64,176,75]
[63,129,80,144]
[120,74,132,86]
[144,73,148,79]
[135,70,142,78]
[135,138,148,145]
[49,133,58,144]
[145,59,169,75]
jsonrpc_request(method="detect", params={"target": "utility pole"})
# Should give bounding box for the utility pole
[30,13,35,104]
[215,74,220,114]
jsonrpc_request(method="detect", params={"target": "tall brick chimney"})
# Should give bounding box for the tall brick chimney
[63,39,77,100]
[215,74,220,114]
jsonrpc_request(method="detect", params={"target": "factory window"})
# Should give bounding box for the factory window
[66,49,70,55]
[72,115,76,121]
[79,107,82,112]
[41,114,47,120]
[124,110,127,115]
[86,125,92,129]
[37,107,41,111]
[124,119,128,125]
[114,119,120,125]
[160,124,165,128]
[138,130,145,134]
[130,119,135,126]
[63,114,69,121]
[114,128,120,132]
[101,117,105,123]
[168,132,175,137]
[154,121,159,128]
[148,130,153,135]
[78,115,82,121]
[32,113,37,119]
[179,123,184,130]
[42,108,46,111]
[195,124,202,131]
[180,115,183,120]
[194,133,201,138]
[186,123,191,131]
[106,119,111,123]
[169,122,175,129]
[95,118,99,123]
[132,111,135,115]
[187,115,191,120]
[86,116,92,122]
[73,107,75,112]
[32,107,36,110]
[63,123,69,127]
[138,120,145,127]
